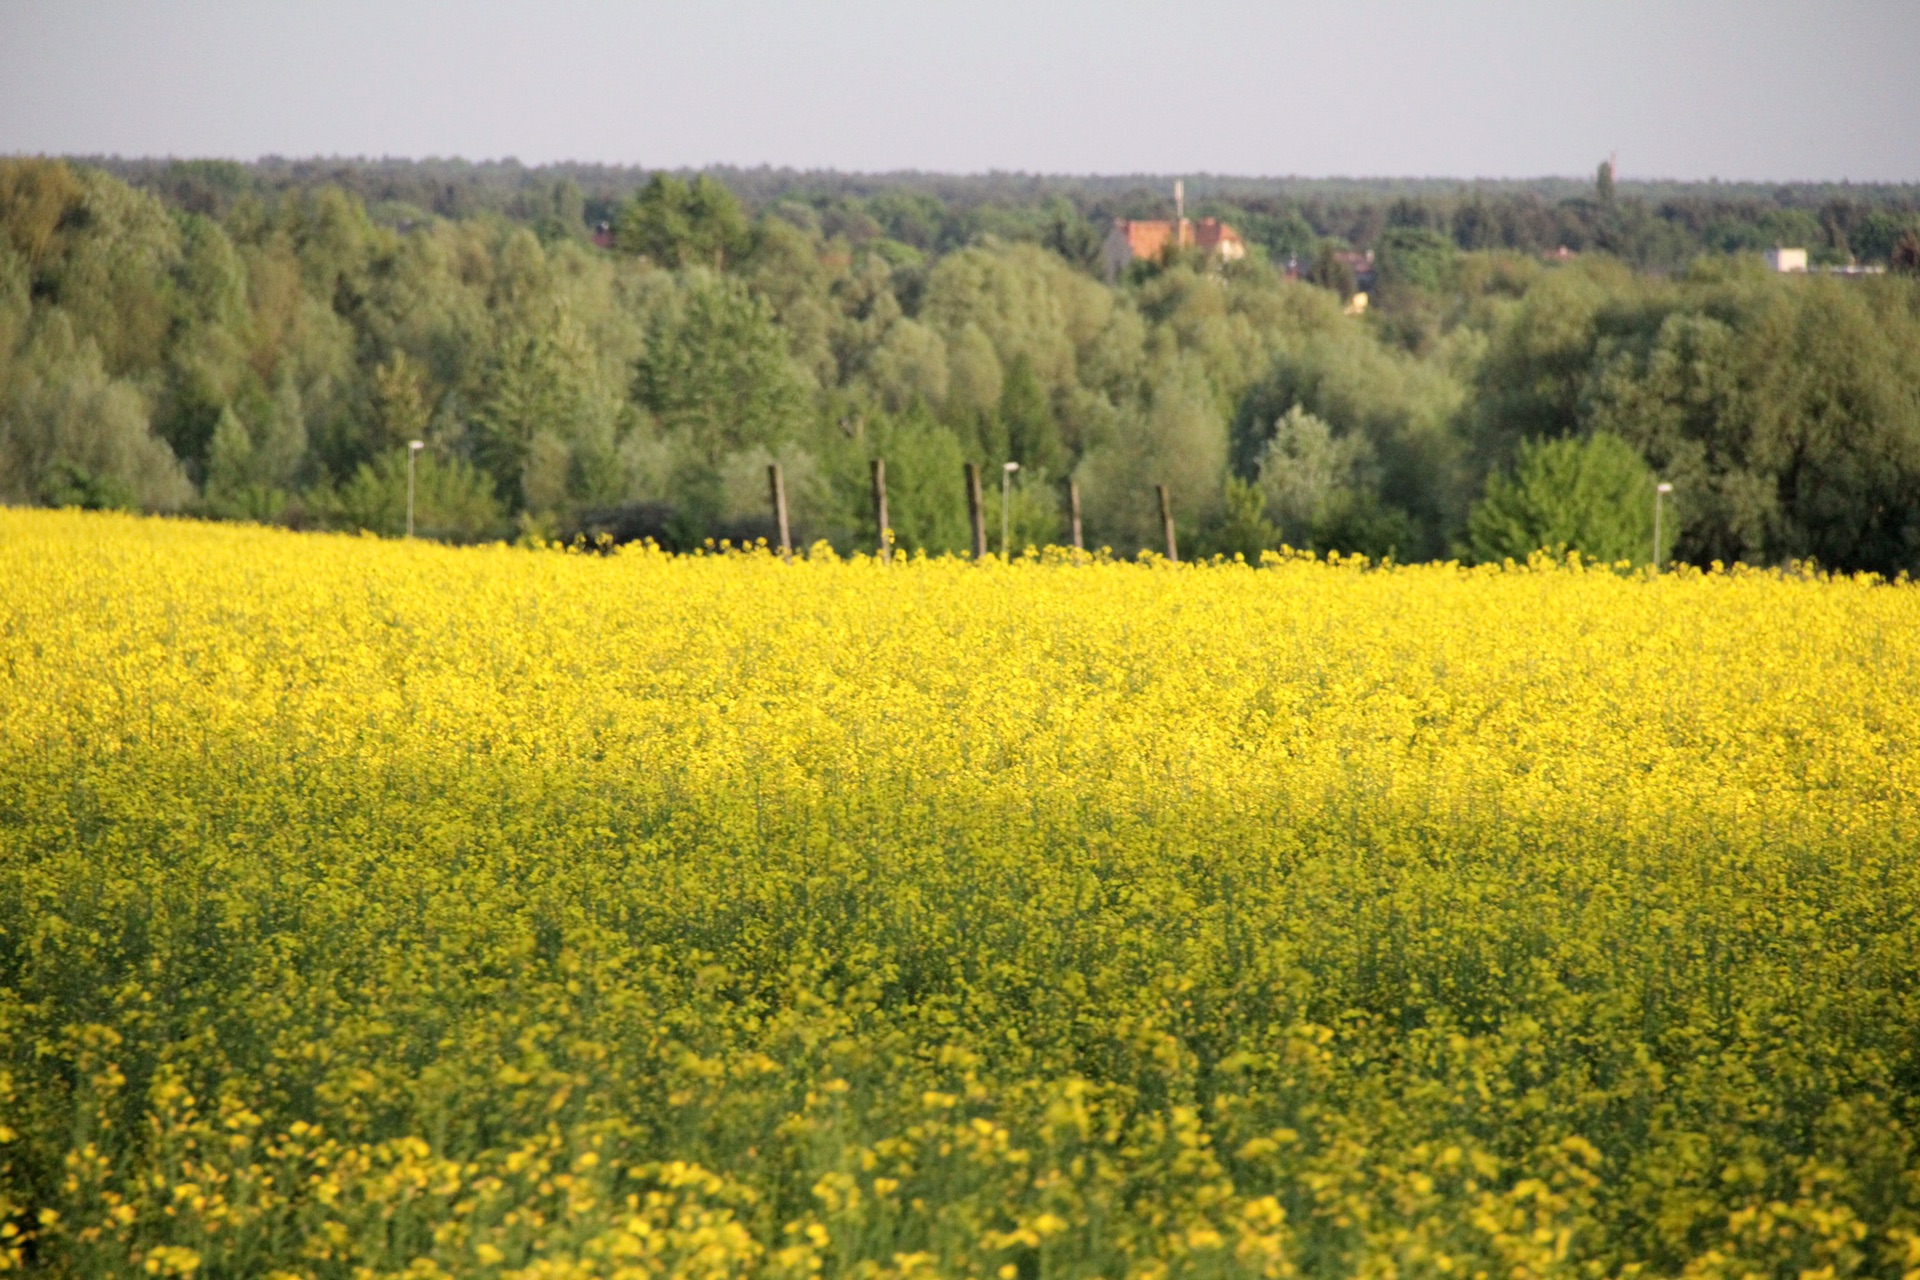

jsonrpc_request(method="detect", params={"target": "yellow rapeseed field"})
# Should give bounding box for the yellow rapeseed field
[4,508,1920,1280]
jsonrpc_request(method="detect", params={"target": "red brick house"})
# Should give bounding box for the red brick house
[1104,216,1246,279]
[1102,182,1246,279]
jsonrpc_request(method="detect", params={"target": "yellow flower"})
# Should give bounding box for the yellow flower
[4,508,1919,1280]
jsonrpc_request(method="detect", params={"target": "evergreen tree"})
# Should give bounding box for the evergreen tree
[1466,432,1654,564]
[1203,475,1281,560]
[998,352,1063,475]
[330,447,503,540]
[615,174,750,270]
[370,352,433,456]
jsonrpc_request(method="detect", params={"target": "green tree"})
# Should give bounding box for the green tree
[1574,272,1920,572]
[1849,211,1919,263]
[203,406,264,516]
[866,190,948,250]
[1466,431,1654,564]
[615,174,750,270]
[0,157,87,267]
[0,313,190,511]
[1233,327,1466,558]
[370,351,434,456]
[857,406,971,555]
[998,352,1063,475]
[156,214,259,479]
[1246,404,1416,558]
[1374,226,1459,294]
[1307,488,1417,559]
[1245,209,1317,262]
[1001,467,1063,552]
[36,168,184,378]
[1465,259,1632,469]
[634,274,809,467]
[741,216,837,385]
[631,273,813,542]
[861,318,949,412]
[1042,197,1102,272]
[919,242,1085,395]
[1077,355,1225,554]
[1255,405,1373,541]
[532,178,586,246]
[202,383,305,520]
[470,306,622,515]
[329,446,503,540]
[1201,474,1281,560]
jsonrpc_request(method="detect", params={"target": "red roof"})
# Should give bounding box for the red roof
[1190,218,1243,252]
[1110,218,1245,261]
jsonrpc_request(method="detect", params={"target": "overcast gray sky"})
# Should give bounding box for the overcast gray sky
[2,1,1916,181]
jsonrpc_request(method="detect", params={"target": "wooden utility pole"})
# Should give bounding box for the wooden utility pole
[965,462,987,560]
[767,463,791,563]
[1156,484,1178,563]
[1067,479,1084,551]
[870,458,892,564]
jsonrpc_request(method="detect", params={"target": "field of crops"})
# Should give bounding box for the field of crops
[4,508,1920,1280]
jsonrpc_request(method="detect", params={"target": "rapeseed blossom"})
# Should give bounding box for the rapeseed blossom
[2,509,1918,1279]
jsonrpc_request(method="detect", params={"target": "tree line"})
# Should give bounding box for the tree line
[96,156,1920,271]
[4,155,1920,573]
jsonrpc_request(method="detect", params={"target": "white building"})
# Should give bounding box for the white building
[1765,247,1808,273]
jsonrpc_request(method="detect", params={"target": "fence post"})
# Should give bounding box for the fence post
[1068,478,1084,551]
[871,458,892,564]
[1157,484,1178,563]
[767,463,792,563]
[965,462,987,560]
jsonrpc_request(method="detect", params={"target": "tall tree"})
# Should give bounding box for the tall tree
[998,352,1063,475]
[470,306,621,514]
[615,173,751,270]
[634,273,809,467]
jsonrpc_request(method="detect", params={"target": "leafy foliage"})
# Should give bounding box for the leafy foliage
[1374,225,1459,294]
[0,313,190,510]
[470,304,623,515]
[615,172,752,270]
[1466,432,1655,564]
[634,273,808,464]
[4,157,1920,572]
[324,446,505,540]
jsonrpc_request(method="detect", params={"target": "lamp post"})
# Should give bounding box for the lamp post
[1001,461,1019,560]
[1653,480,1673,571]
[406,440,425,538]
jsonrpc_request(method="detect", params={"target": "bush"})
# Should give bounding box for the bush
[326,447,505,540]
[1467,431,1655,564]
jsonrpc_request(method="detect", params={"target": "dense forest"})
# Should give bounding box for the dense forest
[4,155,1920,571]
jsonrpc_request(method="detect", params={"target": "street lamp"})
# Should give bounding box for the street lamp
[406,440,425,538]
[1001,461,1019,560]
[1653,481,1673,571]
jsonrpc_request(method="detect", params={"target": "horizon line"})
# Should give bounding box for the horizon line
[24,153,1920,190]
